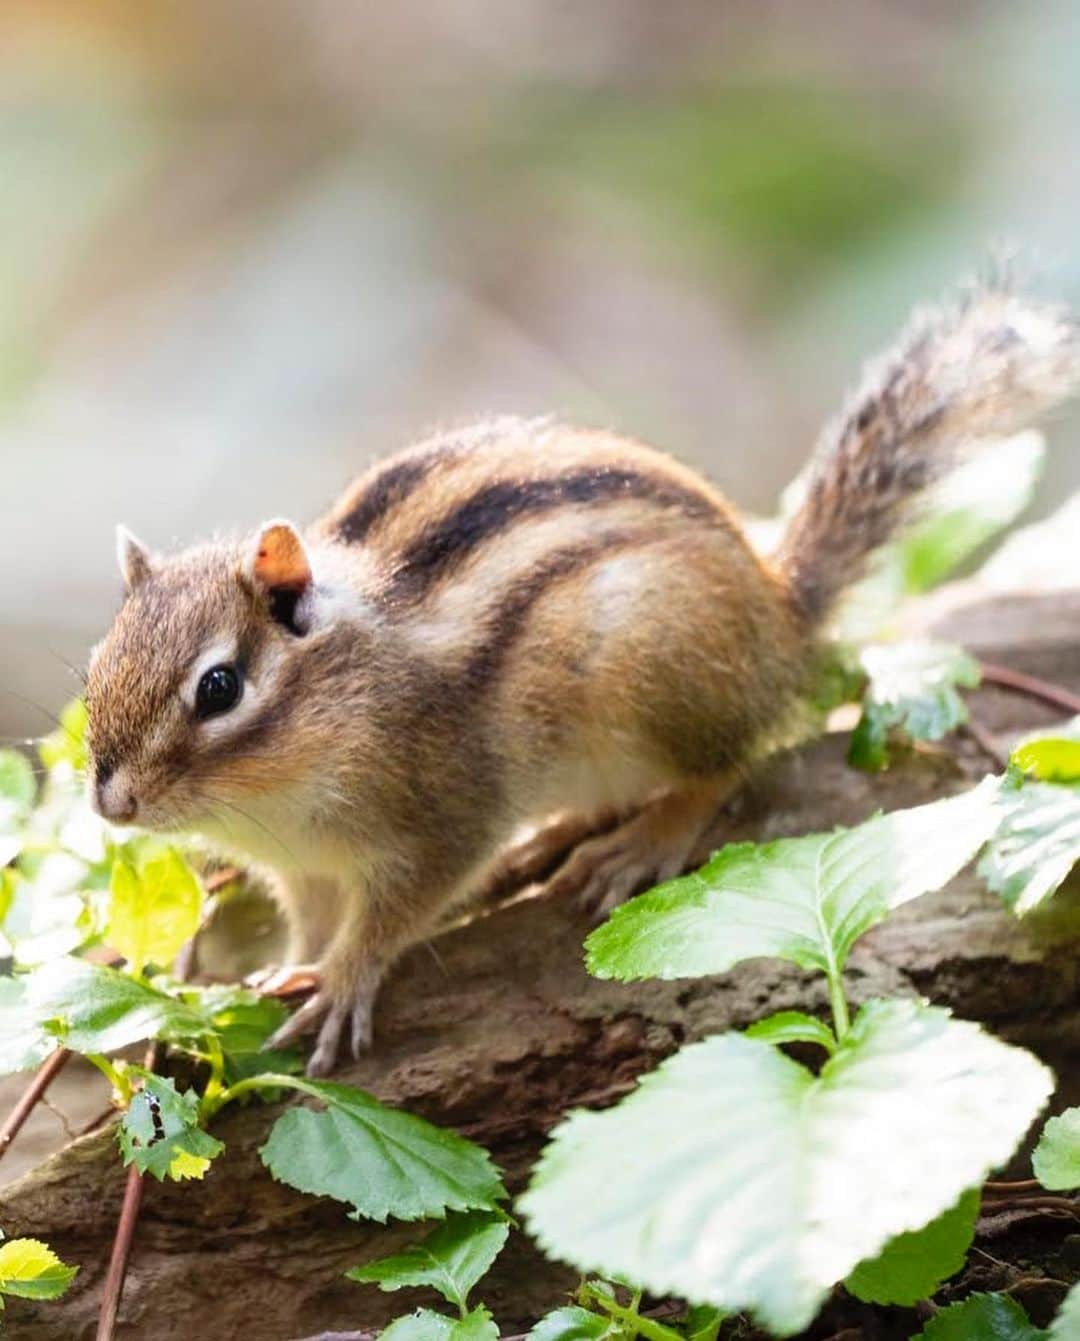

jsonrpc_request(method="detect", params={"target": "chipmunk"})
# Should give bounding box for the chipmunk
[85,284,1080,1074]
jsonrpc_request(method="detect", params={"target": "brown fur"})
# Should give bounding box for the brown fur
[85,283,1080,1074]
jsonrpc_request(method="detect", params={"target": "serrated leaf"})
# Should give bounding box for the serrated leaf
[979,778,1080,914]
[261,1080,505,1223]
[745,1011,836,1054]
[1051,1282,1080,1340]
[347,1210,508,1309]
[0,1238,78,1301]
[911,1292,1046,1341]
[107,848,202,977]
[26,957,204,1055]
[587,780,1001,983]
[520,998,1052,1337]
[1033,1107,1080,1190]
[118,1073,224,1181]
[845,1187,978,1305]
[528,1307,611,1341]
[38,699,88,774]
[381,1306,498,1341]
[0,976,56,1073]
[849,642,980,771]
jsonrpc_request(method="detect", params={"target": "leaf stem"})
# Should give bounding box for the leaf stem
[583,1290,685,1341]
[199,1070,316,1122]
[827,969,851,1042]
[85,1054,133,1106]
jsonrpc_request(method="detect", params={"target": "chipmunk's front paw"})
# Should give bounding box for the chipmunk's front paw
[267,981,376,1077]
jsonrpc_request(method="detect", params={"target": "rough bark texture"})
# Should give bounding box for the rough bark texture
[4,592,1080,1340]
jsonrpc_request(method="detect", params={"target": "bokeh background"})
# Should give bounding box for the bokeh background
[3,0,1080,737]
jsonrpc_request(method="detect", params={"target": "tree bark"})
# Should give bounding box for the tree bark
[4,592,1080,1340]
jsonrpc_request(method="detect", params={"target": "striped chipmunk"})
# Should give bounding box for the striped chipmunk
[86,284,1080,1075]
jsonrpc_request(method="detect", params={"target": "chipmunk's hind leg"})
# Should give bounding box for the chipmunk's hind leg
[536,776,732,918]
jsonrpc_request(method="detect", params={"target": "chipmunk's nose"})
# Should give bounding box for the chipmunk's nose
[92,758,138,824]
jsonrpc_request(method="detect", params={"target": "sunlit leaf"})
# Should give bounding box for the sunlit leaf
[520,999,1052,1337]
[26,956,204,1055]
[347,1211,508,1309]
[107,848,202,977]
[0,751,35,822]
[0,1237,77,1301]
[1032,1107,1080,1190]
[261,1079,506,1223]
[845,1188,978,1305]
[118,1073,223,1181]
[979,776,1080,914]
[0,976,55,1074]
[587,780,1001,982]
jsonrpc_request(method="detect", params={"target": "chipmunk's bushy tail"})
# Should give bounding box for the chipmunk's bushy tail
[777,285,1080,625]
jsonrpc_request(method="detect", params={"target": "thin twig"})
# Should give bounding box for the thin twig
[980,1194,1080,1216]
[95,1040,159,1341]
[962,718,1009,772]
[979,661,1080,717]
[0,1048,71,1161]
[983,1178,1042,1195]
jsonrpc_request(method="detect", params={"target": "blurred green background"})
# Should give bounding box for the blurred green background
[2,0,1079,735]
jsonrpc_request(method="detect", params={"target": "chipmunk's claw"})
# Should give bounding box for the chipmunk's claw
[266,982,376,1076]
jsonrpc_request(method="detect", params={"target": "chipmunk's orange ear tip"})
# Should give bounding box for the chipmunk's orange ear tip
[251,520,312,592]
[115,524,153,593]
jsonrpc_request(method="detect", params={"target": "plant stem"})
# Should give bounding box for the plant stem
[199,1070,317,1122]
[584,1290,685,1341]
[85,1054,133,1105]
[826,968,850,1042]
[0,1048,71,1161]
[96,1039,159,1341]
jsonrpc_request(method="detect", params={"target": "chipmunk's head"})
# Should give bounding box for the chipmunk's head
[86,521,341,834]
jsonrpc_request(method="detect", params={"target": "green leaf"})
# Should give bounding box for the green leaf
[587,780,1001,982]
[0,750,35,817]
[26,957,205,1055]
[911,1292,1046,1341]
[261,1080,506,1223]
[1032,1107,1080,1190]
[381,1306,499,1341]
[1013,733,1080,784]
[979,777,1080,914]
[347,1210,508,1310]
[118,1073,224,1181]
[849,642,980,771]
[845,1187,978,1305]
[520,998,1052,1337]
[1051,1283,1080,1340]
[38,699,88,774]
[107,848,202,977]
[181,985,300,1083]
[528,1307,611,1341]
[0,1238,78,1301]
[745,1011,836,1054]
[0,976,56,1073]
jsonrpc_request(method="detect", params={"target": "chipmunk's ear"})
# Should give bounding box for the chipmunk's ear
[250,521,313,632]
[116,524,153,593]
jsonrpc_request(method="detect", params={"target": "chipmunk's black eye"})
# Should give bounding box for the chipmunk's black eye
[195,664,242,719]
